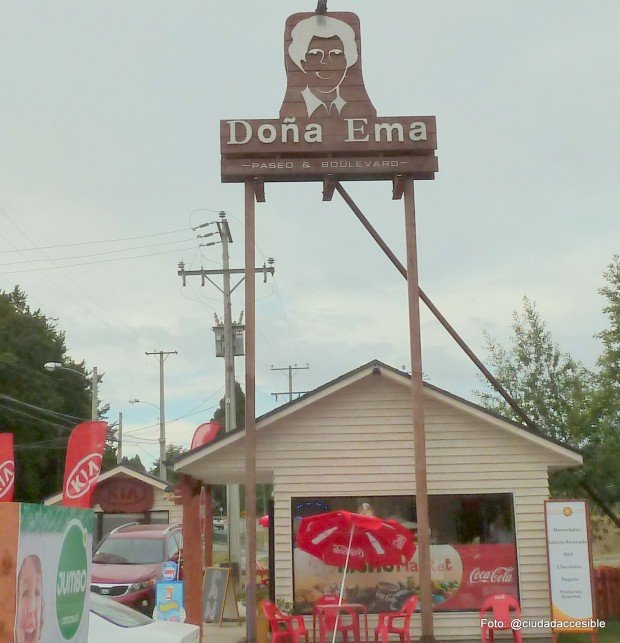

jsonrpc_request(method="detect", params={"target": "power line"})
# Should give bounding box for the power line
[0,394,87,423]
[0,402,75,431]
[0,237,196,266]
[0,227,191,253]
[270,364,310,402]
[0,245,198,274]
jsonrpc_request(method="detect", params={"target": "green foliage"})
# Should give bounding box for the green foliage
[211,380,246,430]
[475,259,620,507]
[275,598,293,614]
[119,454,146,473]
[0,286,115,502]
[149,443,187,481]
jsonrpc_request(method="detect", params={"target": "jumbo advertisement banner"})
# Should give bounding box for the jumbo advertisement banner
[293,543,518,613]
[0,432,15,502]
[62,420,107,508]
[0,503,93,642]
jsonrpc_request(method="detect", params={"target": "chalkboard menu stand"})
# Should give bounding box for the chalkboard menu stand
[202,566,242,627]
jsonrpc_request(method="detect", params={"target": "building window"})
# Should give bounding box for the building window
[291,494,518,614]
[147,510,170,524]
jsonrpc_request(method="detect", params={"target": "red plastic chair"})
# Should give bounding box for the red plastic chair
[314,594,361,643]
[262,600,309,643]
[257,561,269,587]
[479,594,523,642]
[374,595,419,643]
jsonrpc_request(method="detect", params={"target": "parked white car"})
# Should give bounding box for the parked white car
[89,593,200,642]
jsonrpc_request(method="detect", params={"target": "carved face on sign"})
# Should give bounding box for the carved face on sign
[289,15,357,111]
[281,12,376,119]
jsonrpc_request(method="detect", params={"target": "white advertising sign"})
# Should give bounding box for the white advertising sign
[545,500,595,632]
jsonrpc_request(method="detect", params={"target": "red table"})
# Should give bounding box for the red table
[313,602,369,643]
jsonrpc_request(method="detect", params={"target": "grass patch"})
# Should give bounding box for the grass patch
[555,620,619,642]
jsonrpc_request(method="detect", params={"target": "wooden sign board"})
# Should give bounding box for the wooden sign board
[202,566,241,626]
[93,476,154,513]
[220,12,438,183]
[544,500,598,639]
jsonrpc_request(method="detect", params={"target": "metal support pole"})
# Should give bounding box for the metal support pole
[146,350,177,482]
[91,366,98,421]
[222,219,243,568]
[244,180,258,643]
[117,411,123,464]
[403,179,435,642]
[158,355,166,481]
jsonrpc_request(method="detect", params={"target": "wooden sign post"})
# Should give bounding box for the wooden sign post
[221,10,438,642]
[202,566,241,627]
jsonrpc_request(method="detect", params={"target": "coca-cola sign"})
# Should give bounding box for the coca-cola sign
[469,566,514,584]
[294,543,519,613]
[65,453,102,500]
[0,459,15,499]
[332,544,365,557]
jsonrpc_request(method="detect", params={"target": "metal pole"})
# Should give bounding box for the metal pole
[244,180,257,643]
[222,221,234,433]
[158,354,166,481]
[90,366,98,421]
[288,365,293,402]
[403,179,435,642]
[117,411,123,464]
[222,218,242,570]
[146,350,176,481]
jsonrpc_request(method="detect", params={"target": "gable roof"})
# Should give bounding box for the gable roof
[43,463,169,506]
[173,360,582,474]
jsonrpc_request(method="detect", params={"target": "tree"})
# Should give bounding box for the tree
[149,443,187,482]
[211,380,245,431]
[120,454,146,473]
[475,285,619,510]
[210,382,272,514]
[586,256,620,505]
[0,287,115,502]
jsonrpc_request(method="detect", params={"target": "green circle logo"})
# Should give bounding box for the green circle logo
[56,522,88,639]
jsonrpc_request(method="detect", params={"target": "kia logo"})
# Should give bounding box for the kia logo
[65,454,103,499]
[100,588,110,595]
[0,459,15,499]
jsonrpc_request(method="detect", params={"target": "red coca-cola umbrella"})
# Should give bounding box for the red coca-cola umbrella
[297,510,415,643]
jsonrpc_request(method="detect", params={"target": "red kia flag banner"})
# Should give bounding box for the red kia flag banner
[0,433,16,502]
[62,420,107,508]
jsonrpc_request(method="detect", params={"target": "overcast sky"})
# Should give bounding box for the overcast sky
[1,1,618,470]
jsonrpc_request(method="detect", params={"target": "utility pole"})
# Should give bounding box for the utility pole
[270,364,309,402]
[116,411,123,465]
[178,213,274,573]
[145,350,177,481]
[91,366,98,420]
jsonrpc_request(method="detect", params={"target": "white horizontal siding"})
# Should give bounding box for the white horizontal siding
[262,374,555,640]
[176,370,572,639]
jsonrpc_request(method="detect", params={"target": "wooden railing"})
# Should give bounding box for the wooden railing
[594,566,620,620]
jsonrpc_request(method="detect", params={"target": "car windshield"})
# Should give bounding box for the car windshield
[90,593,152,627]
[93,537,164,564]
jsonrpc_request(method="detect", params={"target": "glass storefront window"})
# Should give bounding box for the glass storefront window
[291,494,518,613]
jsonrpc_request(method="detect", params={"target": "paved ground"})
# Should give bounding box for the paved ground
[202,621,245,643]
[200,623,554,643]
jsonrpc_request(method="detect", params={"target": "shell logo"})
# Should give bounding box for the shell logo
[562,506,573,517]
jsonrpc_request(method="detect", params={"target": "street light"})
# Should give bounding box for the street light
[129,398,166,481]
[44,362,98,420]
[128,398,159,410]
